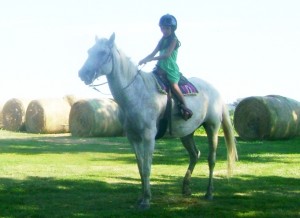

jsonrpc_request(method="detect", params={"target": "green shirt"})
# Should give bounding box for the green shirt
[157,37,180,83]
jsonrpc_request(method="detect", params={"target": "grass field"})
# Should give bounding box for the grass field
[0,130,299,218]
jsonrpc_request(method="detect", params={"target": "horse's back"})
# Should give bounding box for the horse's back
[189,77,224,120]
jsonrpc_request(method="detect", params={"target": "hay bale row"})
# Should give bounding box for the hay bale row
[1,97,124,137]
[2,98,30,131]
[69,98,124,137]
[234,95,300,140]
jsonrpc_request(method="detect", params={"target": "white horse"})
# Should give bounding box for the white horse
[78,33,238,209]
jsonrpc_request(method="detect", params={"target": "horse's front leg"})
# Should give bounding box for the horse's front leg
[128,129,155,210]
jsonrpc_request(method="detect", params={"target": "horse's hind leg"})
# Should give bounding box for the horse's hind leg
[180,133,200,196]
[203,123,220,200]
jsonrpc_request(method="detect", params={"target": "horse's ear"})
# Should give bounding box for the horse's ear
[95,35,99,42]
[108,32,115,48]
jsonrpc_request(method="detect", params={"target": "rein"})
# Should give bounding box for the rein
[89,81,110,95]
[89,49,145,93]
[121,64,145,90]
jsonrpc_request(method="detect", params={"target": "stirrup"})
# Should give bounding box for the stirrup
[178,104,193,121]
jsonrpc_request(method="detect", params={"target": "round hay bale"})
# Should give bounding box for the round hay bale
[25,98,71,134]
[234,95,300,140]
[2,98,30,131]
[69,98,123,137]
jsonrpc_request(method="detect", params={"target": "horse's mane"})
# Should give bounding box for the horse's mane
[114,47,155,90]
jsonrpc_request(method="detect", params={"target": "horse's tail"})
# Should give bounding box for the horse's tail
[221,104,238,176]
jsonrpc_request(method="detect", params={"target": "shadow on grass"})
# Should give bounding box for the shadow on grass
[0,176,139,217]
[0,174,299,217]
[235,136,300,163]
[0,136,131,155]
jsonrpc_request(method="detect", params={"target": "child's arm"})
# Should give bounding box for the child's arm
[138,43,160,65]
[152,38,177,61]
[138,38,177,65]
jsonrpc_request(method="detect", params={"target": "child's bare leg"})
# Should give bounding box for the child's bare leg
[171,83,185,104]
[171,83,193,120]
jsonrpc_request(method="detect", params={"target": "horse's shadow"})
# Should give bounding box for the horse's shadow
[1,174,298,217]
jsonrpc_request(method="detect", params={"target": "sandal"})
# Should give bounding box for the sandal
[178,104,193,121]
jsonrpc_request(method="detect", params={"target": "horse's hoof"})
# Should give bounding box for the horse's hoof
[138,202,150,210]
[136,199,150,210]
[182,187,192,196]
[204,193,213,201]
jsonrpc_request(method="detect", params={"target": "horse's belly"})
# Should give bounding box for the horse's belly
[166,97,206,137]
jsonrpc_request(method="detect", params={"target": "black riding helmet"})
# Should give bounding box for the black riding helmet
[159,14,177,31]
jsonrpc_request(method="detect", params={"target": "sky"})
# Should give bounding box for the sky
[0,0,299,104]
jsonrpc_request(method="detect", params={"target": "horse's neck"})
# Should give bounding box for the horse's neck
[107,49,140,106]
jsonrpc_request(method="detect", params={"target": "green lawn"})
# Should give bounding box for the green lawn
[0,130,299,217]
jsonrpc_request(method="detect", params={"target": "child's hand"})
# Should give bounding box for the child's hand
[138,59,147,66]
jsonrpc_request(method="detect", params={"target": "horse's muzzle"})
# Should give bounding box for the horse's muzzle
[78,69,92,85]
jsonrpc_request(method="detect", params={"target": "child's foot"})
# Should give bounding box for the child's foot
[178,104,193,121]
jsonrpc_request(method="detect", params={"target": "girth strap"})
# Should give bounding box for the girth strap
[155,90,173,139]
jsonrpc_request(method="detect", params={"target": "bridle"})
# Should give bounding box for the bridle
[88,50,112,94]
[88,47,144,93]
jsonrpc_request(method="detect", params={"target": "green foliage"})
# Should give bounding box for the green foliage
[0,130,299,217]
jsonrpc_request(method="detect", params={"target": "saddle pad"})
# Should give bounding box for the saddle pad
[153,70,198,95]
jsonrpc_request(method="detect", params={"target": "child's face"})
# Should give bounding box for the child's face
[160,26,172,37]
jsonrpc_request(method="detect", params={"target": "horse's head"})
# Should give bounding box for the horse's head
[79,33,115,85]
